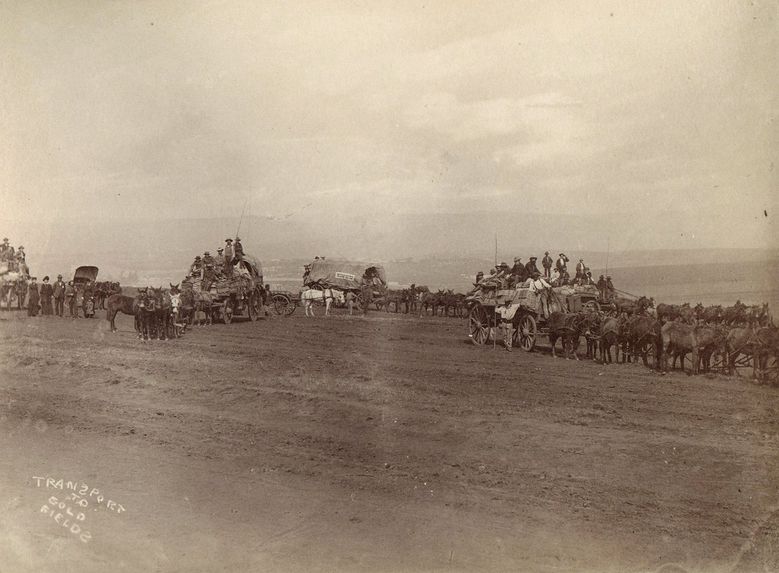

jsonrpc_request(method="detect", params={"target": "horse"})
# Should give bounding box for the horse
[417,289,443,317]
[546,311,588,359]
[105,294,137,332]
[301,288,343,317]
[134,288,157,341]
[149,287,174,340]
[599,316,620,364]
[383,289,404,313]
[722,300,748,326]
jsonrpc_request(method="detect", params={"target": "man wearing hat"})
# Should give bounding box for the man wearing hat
[202,251,215,268]
[65,281,78,318]
[190,256,203,278]
[224,238,234,262]
[524,256,540,277]
[202,251,216,288]
[0,238,9,260]
[555,253,568,275]
[597,274,607,300]
[495,299,514,352]
[233,237,244,264]
[526,271,552,317]
[40,276,53,316]
[509,257,522,277]
[575,258,586,282]
[27,277,39,317]
[605,275,615,301]
[542,251,553,278]
[213,248,225,278]
[53,274,66,317]
[16,246,26,274]
[360,270,373,315]
[82,279,95,318]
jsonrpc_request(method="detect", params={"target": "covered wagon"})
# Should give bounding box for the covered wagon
[271,259,388,316]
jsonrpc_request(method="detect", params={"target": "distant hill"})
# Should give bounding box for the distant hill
[2,213,776,283]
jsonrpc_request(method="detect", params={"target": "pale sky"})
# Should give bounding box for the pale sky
[1,0,776,253]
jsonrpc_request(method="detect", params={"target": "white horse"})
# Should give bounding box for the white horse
[301,288,344,317]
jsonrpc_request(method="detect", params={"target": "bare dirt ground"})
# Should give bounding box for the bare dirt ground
[1,307,778,573]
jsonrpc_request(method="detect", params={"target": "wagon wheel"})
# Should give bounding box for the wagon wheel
[247,291,261,321]
[583,301,600,313]
[763,355,779,385]
[221,300,233,324]
[729,352,754,378]
[355,293,364,309]
[468,304,491,345]
[514,313,537,352]
[271,293,295,316]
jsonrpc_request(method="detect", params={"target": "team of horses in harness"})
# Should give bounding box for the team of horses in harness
[548,299,777,383]
[105,285,189,341]
[379,286,469,318]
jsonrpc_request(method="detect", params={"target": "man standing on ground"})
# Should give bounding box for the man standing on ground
[27,277,39,317]
[82,279,95,318]
[360,272,373,316]
[40,276,53,316]
[345,291,356,315]
[53,274,66,317]
[496,299,514,352]
[65,281,78,318]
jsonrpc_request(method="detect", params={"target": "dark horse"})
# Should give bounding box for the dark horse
[134,288,158,341]
[105,294,137,332]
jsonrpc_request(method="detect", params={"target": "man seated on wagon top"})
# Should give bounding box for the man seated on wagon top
[190,256,203,277]
[524,271,552,317]
[0,238,10,260]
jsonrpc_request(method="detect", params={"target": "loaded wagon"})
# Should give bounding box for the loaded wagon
[271,259,388,316]
[209,256,265,323]
[183,255,265,323]
[467,283,598,351]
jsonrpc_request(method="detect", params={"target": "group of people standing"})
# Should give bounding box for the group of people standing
[23,275,96,318]
[188,237,245,286]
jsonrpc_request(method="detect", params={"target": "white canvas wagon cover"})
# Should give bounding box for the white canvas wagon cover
[305,260,386,290]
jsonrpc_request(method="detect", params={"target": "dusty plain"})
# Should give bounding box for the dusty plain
[0,309,777,572]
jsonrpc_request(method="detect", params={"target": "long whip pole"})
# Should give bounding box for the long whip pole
[235,197,249,239]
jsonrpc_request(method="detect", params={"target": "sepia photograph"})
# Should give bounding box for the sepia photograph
[0,1,777,571]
